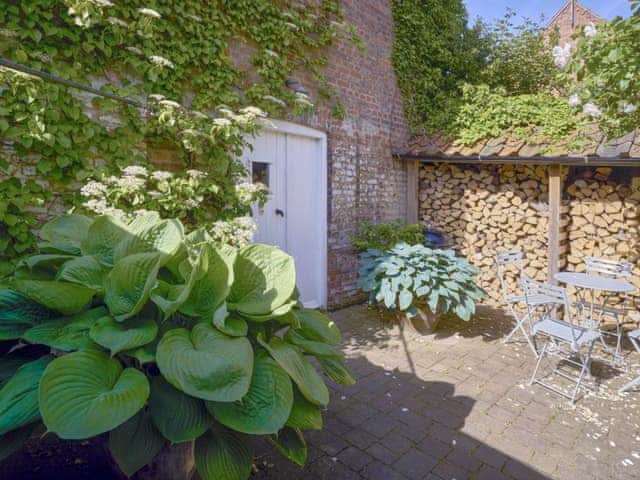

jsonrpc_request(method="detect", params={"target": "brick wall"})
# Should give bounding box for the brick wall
[546,0,603,46]
[290,0,409,308]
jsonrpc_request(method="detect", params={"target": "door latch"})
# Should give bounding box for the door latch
[275,209,285,218]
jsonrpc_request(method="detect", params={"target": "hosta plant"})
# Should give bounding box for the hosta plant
[0,213,354,479]
[358,243,486,323]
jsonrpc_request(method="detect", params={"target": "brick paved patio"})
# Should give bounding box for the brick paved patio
[255,305,640,480]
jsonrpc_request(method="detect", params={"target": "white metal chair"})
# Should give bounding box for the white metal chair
[619,330,640,394]
[580,256,634,363]
[495,249,557,355]
[523,275,600,403]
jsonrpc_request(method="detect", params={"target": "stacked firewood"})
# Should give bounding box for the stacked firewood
[565,168,640,327]
[419,164,554,307]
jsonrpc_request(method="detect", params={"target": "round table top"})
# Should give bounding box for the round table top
[555,271,636,293]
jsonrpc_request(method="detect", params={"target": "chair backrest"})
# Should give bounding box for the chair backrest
[521,275,578,345]
[586,256,633,279]
[495,249,524,301]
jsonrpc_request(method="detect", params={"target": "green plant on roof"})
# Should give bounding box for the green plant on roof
[0,213,354,479]
[357,243,486,321]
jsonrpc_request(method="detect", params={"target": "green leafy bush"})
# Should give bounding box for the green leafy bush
[0,213,354,478]
[357,243,485,321]
[351,221,424,252]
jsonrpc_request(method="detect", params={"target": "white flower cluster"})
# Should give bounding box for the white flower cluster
[138,8,161,18]
[235,182,269,204]
[209,216,257,247]
[582,103,602,118]
[584,22,597,38]
[186,169,207,179]
[552,43,571,69]
[149,55,175,69]
[151,170,173,181]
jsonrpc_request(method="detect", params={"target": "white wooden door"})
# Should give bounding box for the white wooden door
[243,121,327,308]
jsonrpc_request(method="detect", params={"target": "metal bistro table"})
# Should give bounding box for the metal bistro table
[555,271,636,364]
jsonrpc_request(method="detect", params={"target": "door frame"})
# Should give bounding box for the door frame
[256,119,328,308]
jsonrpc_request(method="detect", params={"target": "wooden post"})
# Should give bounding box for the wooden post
[406,160,419,223]
[548,164,562,284]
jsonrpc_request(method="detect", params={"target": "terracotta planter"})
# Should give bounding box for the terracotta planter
[401,306,440,334]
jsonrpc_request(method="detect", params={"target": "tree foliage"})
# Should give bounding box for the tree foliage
[391,0,488,133]
[564,1,640,137]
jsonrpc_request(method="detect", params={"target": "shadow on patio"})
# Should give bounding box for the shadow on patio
[252,353,551,480]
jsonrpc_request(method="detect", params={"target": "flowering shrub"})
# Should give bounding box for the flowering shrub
[80,165,268,247]
[563,4,640,136]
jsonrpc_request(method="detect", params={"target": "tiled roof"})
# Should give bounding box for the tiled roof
[404,127,640,160]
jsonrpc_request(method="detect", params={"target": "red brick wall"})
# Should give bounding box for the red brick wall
[284,1,410,308]
[546,1,603,46]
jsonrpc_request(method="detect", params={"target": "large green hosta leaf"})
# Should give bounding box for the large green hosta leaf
[284,330,344,359]
[212,309,248,338]
[89,315,157,356]
[195,427,253,480]
[0,289,53,340]
[179,245,233,319]
[39,350,149,439]
[156,324,253,402]
[318,357,356,386]
[293,309,341,345]
[23,307,108,352]
[228,244,295,316]
[286,387,322,430]
[0,356,52,435]
[108,410,165,477]
[239,299,298,323]
[11,280,95,315]
[56,256,109,292]
[149,377,210,443]
[259,336,329,407]
[104,252,162,322]
[268,427,307,466]
[81,216,131,266]
[150,246,208,319]
[39,214,92,247]
[18,254,76,273]
[208,353,293,435]
[114,219,184,263]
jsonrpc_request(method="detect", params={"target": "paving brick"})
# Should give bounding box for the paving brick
[361,461,408,480]
[392,448,439,480]
[338,446,374,472]
[366,442,399,465]
[471,464,512,480]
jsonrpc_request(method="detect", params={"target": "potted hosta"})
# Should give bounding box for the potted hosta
[357,243,486,333]
[0,213,354,479]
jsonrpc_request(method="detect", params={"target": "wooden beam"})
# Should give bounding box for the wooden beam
[406,160,419,223]
[548,164,562,283]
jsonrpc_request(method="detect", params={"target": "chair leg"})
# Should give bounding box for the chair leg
[530,340,548,386]
[571,343,595,403]
[619,375,640,394]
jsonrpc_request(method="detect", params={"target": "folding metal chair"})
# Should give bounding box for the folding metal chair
[581,256,634,363]
[523,275,600,403]
[619,330,640,394]
[495,249,557,356]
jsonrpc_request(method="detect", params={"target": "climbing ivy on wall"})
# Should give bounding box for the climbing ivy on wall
[0,0,357,273]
